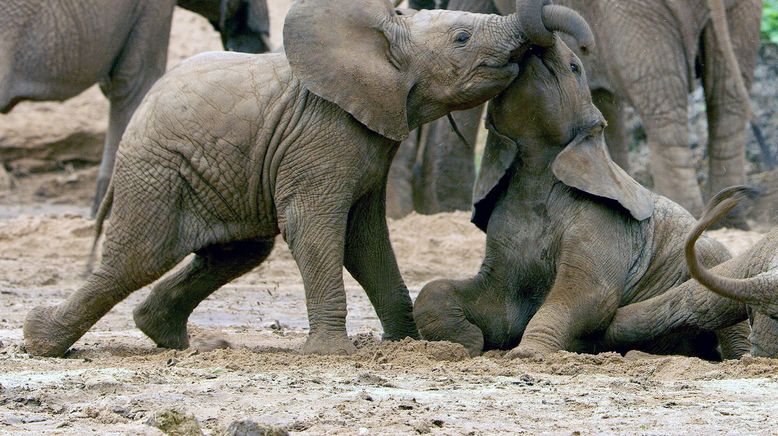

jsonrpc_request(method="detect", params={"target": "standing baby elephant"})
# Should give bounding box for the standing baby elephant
[413,36,750,359]
[0,0,271,216]
[605,186,778,357]
[22,0,594,357]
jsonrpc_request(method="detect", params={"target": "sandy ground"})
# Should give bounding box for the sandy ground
[2,2,778,435]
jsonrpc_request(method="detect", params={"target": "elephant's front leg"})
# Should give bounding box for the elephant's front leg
[344,189,419,340]
[284,204,355,355]
[507,245,625,359]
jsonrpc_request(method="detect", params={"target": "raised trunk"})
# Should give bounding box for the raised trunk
[507,0,594,48]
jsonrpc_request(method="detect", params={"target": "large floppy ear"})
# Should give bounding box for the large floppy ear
[284,0,412,141]
[552,126,654,221]
[471,123,519,232]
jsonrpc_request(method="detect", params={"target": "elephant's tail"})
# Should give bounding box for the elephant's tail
[685,185,771,308]
[85,181,114,275]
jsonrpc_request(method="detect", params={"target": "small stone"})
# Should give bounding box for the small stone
[166,358,179,367]
[0,165,13,191]
[225,419,289,436]
[145,409,203,436]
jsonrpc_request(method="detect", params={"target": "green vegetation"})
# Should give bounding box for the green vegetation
[764,0,778,44]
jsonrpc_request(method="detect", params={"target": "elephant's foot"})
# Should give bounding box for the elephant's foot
[300,331,356,355]
[380,317,421,342]
[133,305,189,350]
[506,341,559,361]
[24,306,79,357]
[382,329,421,342]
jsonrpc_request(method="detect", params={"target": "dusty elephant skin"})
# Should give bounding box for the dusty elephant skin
[0,0,271,216]
[606,186,778,357]
[21,0,595,357]
[388,0,761,226]
[412,37,751,360]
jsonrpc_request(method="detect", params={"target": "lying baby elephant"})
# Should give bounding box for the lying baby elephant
[22,0,594,357]
[605,186,778,357]
[413,36,750,359]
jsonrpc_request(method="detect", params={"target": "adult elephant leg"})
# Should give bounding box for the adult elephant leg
[701,0,760,228]
[386,131,419,219]
[416,105,483,213]
[93,96,142,216]
[284,204,355,355]
[133,238,275,349]
[612,16,704,216]
[592,90,629,172]
[92,2,174,216]
[344,188,419,340]
[639,101,704,216]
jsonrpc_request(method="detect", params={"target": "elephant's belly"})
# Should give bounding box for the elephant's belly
[9,77,95,105]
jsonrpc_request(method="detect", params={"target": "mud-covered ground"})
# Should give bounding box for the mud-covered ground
[2,3,778,435]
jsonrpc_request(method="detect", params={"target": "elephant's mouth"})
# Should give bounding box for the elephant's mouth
[521,46,554,76]
[478,56,514,70]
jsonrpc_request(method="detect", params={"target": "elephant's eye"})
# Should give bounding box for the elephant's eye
[453,31,470,45]
[570,63,581,74]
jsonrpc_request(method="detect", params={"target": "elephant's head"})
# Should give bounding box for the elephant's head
[178,0,272,53]
[284,0,594,141]
[472,35,654,231]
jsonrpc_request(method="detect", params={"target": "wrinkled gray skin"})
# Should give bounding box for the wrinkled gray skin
[389,0,761,227]
[0,0,271,217]
[412,37,750,360]
[22,0,595,357]
[605,187,778,357]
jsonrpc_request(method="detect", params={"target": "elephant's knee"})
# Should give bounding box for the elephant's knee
[414,280,484,356]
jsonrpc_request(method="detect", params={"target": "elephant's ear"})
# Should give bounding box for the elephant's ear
[471,127,519,232]
[552,126,654,221]
[284,0,411,141]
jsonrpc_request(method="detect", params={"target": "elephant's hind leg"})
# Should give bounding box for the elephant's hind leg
[414,279,485,356]
[133,238,275,349]
[23,223,187,357]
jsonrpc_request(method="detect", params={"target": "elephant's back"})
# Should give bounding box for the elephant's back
[116,52,299,229]
[126,52,294,154]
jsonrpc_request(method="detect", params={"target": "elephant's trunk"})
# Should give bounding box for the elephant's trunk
[685,186,776,314]
[540,5,594,50]
[512,0,594,49]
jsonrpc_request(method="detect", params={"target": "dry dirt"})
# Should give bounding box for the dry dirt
[2,3,778,435]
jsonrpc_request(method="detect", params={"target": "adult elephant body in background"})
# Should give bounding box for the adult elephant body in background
[388,0,761,226]
[0,0,271,216]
